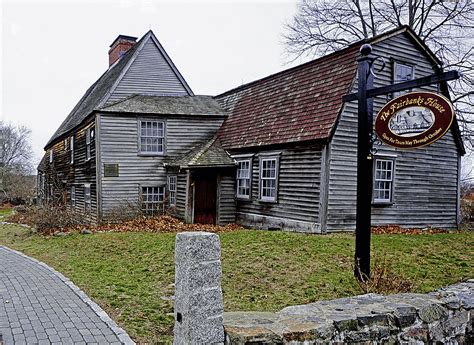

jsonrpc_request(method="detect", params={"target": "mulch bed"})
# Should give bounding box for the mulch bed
[371,225,450,235]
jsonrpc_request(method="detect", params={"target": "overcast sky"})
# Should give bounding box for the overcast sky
[1,0,300,164]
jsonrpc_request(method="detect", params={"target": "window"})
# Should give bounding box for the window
[168,176,177,206]
[71,186,76,207]
[373,158,394,204]
[49,150,53,163]
[260,157,278,202]
[139,121,164,154]
[141,186,164,214]
[70,136,74,164]
[393,62,414,97]
[236,160,251,199]
[84,184,91,211]
[64,138,68,152]
[86,127,93,161]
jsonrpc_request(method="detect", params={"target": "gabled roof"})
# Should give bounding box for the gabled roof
[165,137,235,169]
[99,95,225,116]
[45,30,193,149]
[214,26,448,150]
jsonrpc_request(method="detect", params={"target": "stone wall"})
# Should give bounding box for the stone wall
[224,280,473,344]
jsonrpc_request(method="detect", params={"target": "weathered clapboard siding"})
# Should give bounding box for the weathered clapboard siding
[326,32,460,231]
[106,38,191,105]
[98,113,225,215]
[231,143,323,232]
[217,170,236,225]
[40,121,98,219]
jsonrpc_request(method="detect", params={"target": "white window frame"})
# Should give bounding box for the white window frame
[84,183,91,211]
[168,176,177,206]
[141,186,165,214]
[64,138,68,152]
[373,158,395,204]
[71,186,76,207]
[259,157,279,202]
[86,128,92,161]
[49,150,53,163]
[139,120,165,155]
[236,159,252,199]
[70,136,74,164]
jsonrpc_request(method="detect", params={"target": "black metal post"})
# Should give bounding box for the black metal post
[354,44,374,281]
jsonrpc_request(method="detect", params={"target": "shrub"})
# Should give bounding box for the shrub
[7,204,91,234]
[355,255,415,294]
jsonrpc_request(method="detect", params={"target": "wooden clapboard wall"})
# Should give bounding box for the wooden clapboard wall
[97,113,225,217]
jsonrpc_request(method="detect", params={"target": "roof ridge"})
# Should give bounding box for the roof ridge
[189,136,218,165]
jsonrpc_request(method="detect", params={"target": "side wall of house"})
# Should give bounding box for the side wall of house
[230,143,323,233]
[41,121,97,218]
[327,32,460,231]
[97,113,225,219]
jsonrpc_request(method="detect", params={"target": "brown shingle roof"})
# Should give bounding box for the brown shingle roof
[215,44,361,149]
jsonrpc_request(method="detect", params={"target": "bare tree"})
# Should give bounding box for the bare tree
[0,121,35,203]
[284,0,474,151]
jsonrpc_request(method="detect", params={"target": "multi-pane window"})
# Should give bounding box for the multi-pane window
[393,62,414,97]
[139,121,164,154]
[236,160,251,199]
[168,176,177,206]
[86,127,93,161]
[70,136,74,164]
[84,183,91,211]
[260,158,278,202]
[141,186,164,214]
[71,186,76,207]
[373,158,394,203]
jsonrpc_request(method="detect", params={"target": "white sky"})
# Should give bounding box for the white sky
[1,0,300,164]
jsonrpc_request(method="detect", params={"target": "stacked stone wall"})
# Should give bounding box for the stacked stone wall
[224,280,474,344]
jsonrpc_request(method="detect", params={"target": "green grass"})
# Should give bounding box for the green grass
[0,208,13,219]
[0,224,472,343]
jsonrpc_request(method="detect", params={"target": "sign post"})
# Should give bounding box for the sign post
[355,44,374,281]
[346,44,459,282]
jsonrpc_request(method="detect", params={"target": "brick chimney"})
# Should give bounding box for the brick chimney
[108,35,138,66]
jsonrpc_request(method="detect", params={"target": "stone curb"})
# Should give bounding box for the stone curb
[1,246,136,345]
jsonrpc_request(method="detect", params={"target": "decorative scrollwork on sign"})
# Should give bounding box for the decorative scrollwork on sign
[369,133,381,157]
[368,56,386,79]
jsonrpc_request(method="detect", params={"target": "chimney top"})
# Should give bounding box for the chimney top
[108,34,138,66]
[109,35,138,48]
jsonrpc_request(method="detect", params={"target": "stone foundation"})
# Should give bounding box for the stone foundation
[224,280,473,344]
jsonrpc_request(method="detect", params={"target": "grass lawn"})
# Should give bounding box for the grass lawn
[0,223,472,343]
[0,208,13,220]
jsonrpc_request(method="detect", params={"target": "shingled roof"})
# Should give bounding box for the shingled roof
[215,43,361,149]
[45,30,193,149]
[99,95,225,116]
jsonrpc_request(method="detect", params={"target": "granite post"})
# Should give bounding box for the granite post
[173,232,224,345]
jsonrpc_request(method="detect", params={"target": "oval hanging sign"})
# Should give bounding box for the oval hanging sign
[374,91,454,149]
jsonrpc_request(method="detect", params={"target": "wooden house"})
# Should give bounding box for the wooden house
[38,26,464,232]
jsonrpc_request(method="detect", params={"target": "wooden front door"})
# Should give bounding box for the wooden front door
[194,172,217,224]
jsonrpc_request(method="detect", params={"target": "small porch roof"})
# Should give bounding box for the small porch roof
[165,137,236,169]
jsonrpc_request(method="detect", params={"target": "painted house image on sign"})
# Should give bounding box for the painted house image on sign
[37,26,465,233]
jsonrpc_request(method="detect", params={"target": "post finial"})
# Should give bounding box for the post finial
[360,44,372,56]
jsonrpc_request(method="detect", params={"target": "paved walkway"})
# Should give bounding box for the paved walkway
[0,247,134,344]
